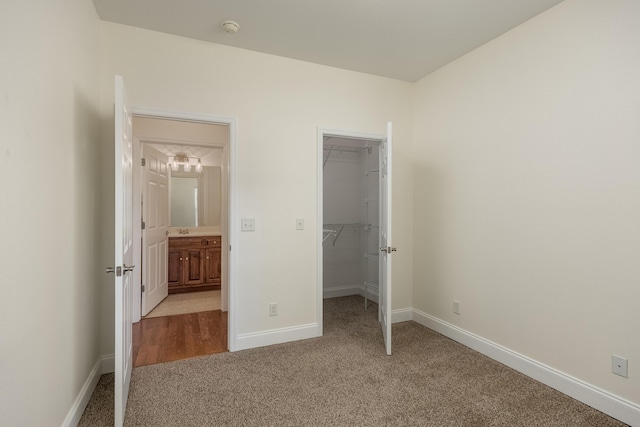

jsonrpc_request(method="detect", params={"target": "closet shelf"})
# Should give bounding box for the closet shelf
[323,223,367,246]
[322,229,337,243]
[323,145,368,169]
[364,281,379,289]
[323,222,368,228]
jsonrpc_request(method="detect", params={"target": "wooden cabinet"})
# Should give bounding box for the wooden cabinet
[168,236,221,293]
[205,248,221,284]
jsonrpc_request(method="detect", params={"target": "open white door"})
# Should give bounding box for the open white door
[114,75,134,427]
[379,122,394,356]
[141,144,169,316]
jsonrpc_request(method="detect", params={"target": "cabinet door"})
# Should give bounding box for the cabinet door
[184,248,205,285]
[205,246,222,284]
[168,248,183,286]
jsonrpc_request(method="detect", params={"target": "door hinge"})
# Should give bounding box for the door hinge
[141,285,145,292]
[141,221,146,230]
[141,158,146,166]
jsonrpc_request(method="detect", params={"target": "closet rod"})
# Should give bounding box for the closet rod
[323,145,368,154]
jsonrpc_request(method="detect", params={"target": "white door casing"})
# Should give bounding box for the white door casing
[379,122,393,356]
[114,75,134,427]
[141,144,169,316]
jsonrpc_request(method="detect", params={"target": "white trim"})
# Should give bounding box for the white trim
[316,128,324,338]
[391,307,412,323]
[322,283,380,300]
[60,358,103,427]
[323,285,361,299]
[411,308,640,426]
[129,108,238,352]
[317,127,386,342]
[235,323,319,351]
[101,354,115,374]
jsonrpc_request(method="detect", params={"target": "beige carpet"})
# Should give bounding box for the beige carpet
[80,296,627,426]
[144,290,220,318]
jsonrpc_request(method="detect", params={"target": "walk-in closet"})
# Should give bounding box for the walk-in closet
[322,136,380,307]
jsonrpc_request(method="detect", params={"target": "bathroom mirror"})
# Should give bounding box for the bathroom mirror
[170,166,221,227]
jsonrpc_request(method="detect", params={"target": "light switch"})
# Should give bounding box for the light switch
[296,218,304,230]
[241,218,255,231]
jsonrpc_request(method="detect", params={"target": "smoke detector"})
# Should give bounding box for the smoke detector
[222,20,239,34]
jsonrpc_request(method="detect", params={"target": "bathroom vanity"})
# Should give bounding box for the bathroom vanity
[168,235,221,293]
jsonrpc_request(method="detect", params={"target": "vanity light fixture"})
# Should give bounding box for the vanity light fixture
[170,153,202,173]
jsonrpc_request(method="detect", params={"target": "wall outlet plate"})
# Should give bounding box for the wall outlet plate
[269,303,278,317]
[453,300,461,315]
[612,355,628,378]
[241,218,255,231]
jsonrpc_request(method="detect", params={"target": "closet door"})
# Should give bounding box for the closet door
[379,122,394,356]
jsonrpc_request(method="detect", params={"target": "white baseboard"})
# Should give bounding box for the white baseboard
[235,323,319,351]
[60,356,105,427]
[323,285,361,299]
[411,308,640,426]
[101,354,114,374]
[323,284,380,301]
[392,308,412,323]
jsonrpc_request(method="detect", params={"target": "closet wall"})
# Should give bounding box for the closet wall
[323,139,379,302]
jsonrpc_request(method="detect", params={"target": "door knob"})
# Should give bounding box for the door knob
[106,266,122,276]
[123,264,135,273]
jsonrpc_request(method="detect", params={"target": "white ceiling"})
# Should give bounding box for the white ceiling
[92,0,564,82]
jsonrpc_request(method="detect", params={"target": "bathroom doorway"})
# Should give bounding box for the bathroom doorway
[129,111,237,365]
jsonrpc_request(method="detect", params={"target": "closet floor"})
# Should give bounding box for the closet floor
[132,310,228,368]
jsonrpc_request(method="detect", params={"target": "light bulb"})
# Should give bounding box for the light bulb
[195,159,203,173]
[183,163,191,172]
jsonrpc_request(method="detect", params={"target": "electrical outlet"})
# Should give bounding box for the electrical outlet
[612,355,628,378]
[269,303,278,317]
[453,300,461,315]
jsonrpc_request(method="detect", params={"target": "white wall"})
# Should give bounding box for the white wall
[412,0,640,408]
[204,166,222,227]
[0,1,102,425]
[99,22,414,353]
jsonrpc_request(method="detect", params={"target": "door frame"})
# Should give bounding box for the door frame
[316,127,385,337]
[131,107,238,351]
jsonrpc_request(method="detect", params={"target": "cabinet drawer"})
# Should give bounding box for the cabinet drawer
[168,236,221,248]
[205,237,221,247]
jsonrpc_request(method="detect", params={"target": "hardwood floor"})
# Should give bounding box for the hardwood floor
[133,310,228,368]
